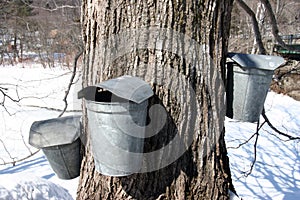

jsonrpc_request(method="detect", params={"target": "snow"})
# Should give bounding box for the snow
[226,92,300,199]
[0,153,78,200]
[0,63,299,199]
[0,173,73,200]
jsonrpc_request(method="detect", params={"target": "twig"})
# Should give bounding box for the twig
[227,120,265,177]
[24,104,81,112]
[263,129,290,142]
[227,133,256,149]
[0,87,20,103]
[58,49,83,117]
[276,62,300,80]
[20,0,80,12]
[20,124,34,155]
[22,72,72,83]
[244,130,259,177]
[262,108,300,140]
[1,104,13,116]
[243,120,266,177]
[0,150,40,166]
[0,157,5,164]
[0,138,16,165]
[0,87,21,115]
[0,83,55,114]
[0,86,8,91]
[228,121,266,150]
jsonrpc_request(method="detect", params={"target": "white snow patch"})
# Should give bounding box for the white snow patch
[0,174,73,200]
[226,91,300,200]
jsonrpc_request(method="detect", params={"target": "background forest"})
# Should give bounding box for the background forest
[0,0,299,65]
[0,0,81,67]
[230,0,300,54]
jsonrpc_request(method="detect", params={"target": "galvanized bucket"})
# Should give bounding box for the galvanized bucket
[29,115,82,180]
[226,53,285,122]
[42,138,82,179]
[87,95,148,176]
[79,76,153,176]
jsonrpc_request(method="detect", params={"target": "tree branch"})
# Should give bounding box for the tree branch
[260,0,299,52]
[228,120,266,150]
[243,120,266,177]
[22,72,72,83]
[58,49,83,117]
[24,104,81,112]
[0,86,21,107]
[228,119,266,177]
[262,108,300,140]
[0,138,15,164]
[244,130,259,177]
[235,0,267,54]
[276,61,300,80]
[227,132,256,149]
[1,88,53,105]
[233,106,300,177]
[21,0,80,12]
[0,150,40,166]
[0,83,57,115]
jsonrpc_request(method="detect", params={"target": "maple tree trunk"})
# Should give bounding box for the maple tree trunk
[77,0,234,199]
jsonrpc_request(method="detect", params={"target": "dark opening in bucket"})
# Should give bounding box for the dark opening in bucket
[90,90,129,103]
[226,62,234,118]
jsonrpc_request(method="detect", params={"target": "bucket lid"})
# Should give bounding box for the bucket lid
[228,53,285,71]
[29,115,81,148]
[78,75,154,104]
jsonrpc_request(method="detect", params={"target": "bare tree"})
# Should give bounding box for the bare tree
[235,0,267,54]
[229,0,300,53]
[27,0,82,67]
[0,0,36,64]
[0,0,82,67]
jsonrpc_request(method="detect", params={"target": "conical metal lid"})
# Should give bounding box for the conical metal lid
[228,53,285,71]
[29,115,81,148]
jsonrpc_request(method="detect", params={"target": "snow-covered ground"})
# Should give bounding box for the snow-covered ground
[0,63,81,199]
[226,92,300,200]
[0,64,299,199]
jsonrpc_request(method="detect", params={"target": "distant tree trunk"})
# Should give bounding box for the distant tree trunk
[260,0,289,50]
[236,0,267,54]
[77,0,234,199]
[251,2,266,54]
[13,32,18,61]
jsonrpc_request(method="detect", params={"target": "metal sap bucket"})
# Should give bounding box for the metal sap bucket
[226,53,285,122]
[78,75,153,176]
[29,115,82,180]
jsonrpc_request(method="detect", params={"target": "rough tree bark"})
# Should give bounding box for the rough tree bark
[77,0,234,199]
